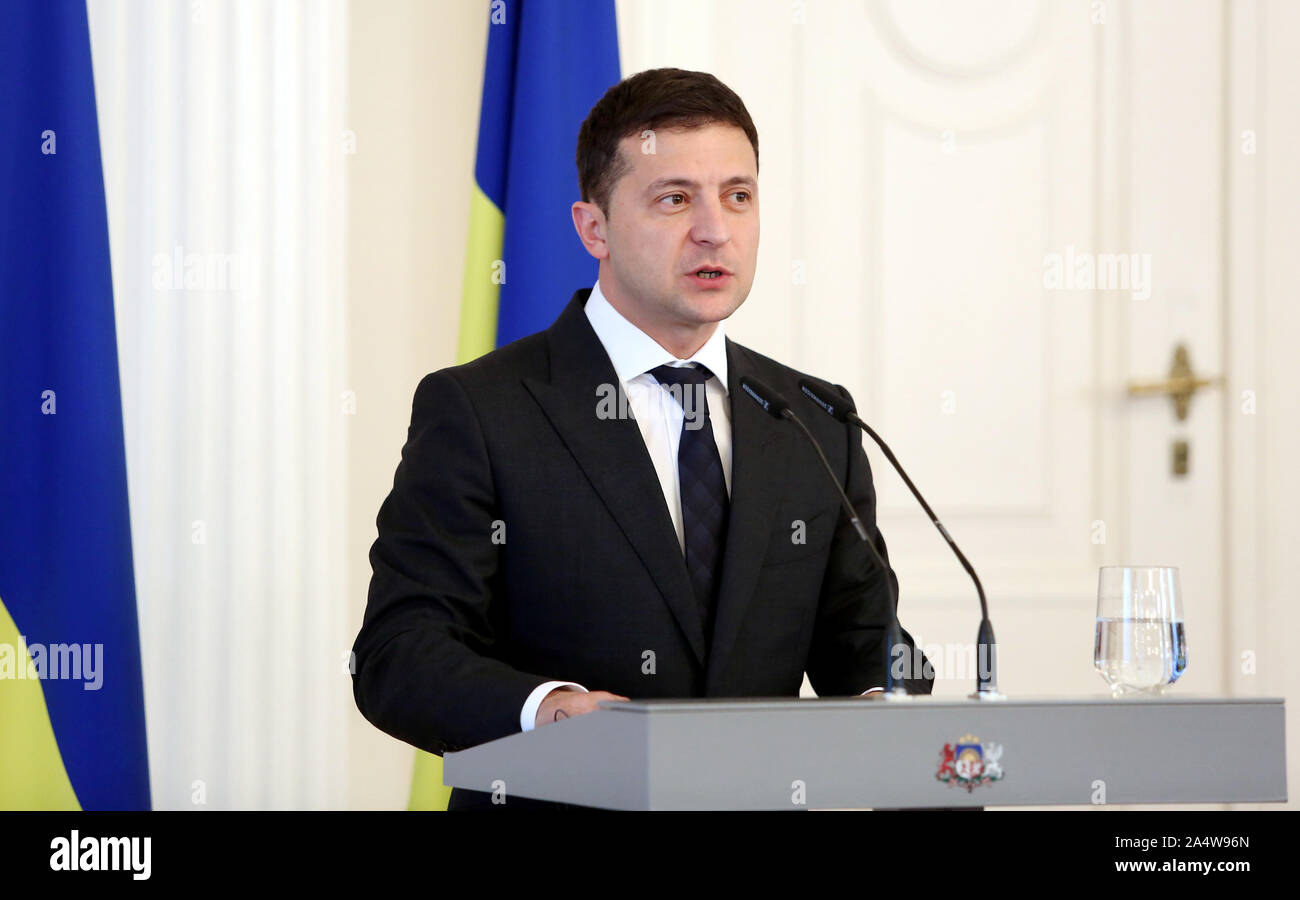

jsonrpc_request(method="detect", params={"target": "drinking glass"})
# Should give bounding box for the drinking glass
[1094,566,1187,696]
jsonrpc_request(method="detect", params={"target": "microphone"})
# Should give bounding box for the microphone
[738,375,912,696]
[798,378,1000,700]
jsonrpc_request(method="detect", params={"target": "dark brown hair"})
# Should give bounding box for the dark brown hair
[576,67,759,218]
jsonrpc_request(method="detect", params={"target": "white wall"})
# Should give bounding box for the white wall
[1226,0,1300,810]
[343,0,488,808]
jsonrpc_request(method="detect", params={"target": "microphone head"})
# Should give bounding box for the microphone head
[739,375,792,420]
[797,378,855,423]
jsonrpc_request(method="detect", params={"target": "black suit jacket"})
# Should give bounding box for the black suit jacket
[352,288,932,765]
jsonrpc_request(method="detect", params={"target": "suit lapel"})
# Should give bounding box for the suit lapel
[522,290,797,679]
[523,290,706,665]
[706,339,794,687]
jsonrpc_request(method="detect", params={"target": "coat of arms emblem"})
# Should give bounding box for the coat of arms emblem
[936,734,1004,792]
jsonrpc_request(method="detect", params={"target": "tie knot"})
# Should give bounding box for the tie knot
[648,363,714,417]
[648,363,713,389]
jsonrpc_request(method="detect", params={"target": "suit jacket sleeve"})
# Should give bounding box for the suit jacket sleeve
[804,383,934,696]
[351,370,554,754]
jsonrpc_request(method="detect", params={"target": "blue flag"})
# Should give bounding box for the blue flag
[0,0,151,809]
[456,0,622,357]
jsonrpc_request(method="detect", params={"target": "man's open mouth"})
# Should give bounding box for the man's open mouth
[690,266,731,280]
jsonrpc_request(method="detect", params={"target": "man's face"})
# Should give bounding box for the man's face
[574,123,759,350]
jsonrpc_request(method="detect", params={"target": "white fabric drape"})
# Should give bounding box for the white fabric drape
[87,0,350,809]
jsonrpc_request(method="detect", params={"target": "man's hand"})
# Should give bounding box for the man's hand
[535,687,629,728]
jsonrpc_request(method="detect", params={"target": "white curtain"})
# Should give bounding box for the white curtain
[87,0,351,809]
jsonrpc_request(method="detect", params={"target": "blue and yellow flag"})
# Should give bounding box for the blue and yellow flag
[410,0,620,810]
[0,1,151,809]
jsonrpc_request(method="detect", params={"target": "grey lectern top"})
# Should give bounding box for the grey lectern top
[442,695,1287,810]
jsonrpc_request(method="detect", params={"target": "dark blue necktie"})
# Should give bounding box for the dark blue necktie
[648,363,729,642]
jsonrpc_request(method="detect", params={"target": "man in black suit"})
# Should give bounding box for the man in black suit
[351,68,932,810]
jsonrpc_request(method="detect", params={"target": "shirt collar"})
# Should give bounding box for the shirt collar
[583,279,729,392]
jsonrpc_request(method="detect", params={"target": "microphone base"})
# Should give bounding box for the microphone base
[882,689,914,702]
[968,688,1007,701]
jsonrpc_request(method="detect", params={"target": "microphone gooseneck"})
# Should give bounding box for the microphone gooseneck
[739,375,911,696]
[798,378,1000,699]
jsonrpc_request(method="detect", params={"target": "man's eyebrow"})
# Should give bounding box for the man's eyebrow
[644,175,757,194]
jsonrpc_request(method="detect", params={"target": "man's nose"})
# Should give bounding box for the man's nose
[689,196,730,246]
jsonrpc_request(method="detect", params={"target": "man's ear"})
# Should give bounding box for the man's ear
[571,200,609,261]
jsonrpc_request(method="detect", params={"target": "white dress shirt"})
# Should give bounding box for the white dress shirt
[519,281,880,731]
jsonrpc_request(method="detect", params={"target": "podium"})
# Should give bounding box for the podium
[442,695,1287,810]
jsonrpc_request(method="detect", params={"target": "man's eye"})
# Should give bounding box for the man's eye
[730,191,750,203]
[662,193,685,206]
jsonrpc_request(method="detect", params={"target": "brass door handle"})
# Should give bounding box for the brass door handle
[1126,343,1223,421]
